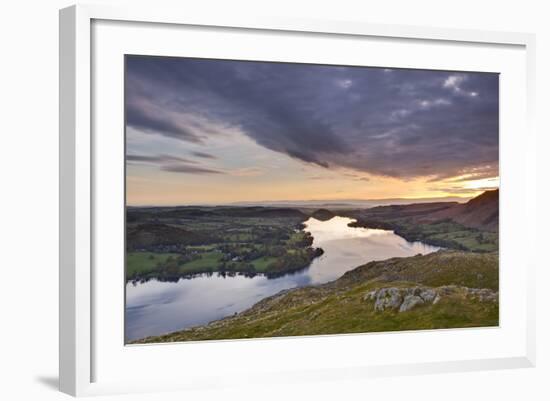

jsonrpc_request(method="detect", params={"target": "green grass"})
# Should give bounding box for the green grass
[426,229,498,252]
[126,252,180,277]
[392,221,499,253]
[179,251,222,273]
[340,251,499,291]
[251,256,278,272]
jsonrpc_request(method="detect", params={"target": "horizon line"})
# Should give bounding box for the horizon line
[126,191,499,208]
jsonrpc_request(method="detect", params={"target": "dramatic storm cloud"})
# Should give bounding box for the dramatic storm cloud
[126,56,498,180]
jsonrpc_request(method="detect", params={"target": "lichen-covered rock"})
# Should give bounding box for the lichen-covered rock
[373,287,403,311]
[419,288,437,303]
[437,285,458,296]
[399,295,425,312]
[466,288,498,302]
[363,285,498,314]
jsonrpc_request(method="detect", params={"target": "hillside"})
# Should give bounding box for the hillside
[351,201,459,221]
[132,250,498,343]
[346,190,498,232]
[311,208,336,221]
[421,189,499,232]
[345,190,499,252]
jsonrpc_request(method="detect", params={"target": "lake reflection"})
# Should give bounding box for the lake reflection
[125,216,439,341]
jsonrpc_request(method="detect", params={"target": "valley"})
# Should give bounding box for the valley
[126,190,499,343]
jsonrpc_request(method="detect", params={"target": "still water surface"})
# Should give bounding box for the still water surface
[125,216,439,341]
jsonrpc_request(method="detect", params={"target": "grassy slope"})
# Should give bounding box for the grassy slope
[133,250,498,343]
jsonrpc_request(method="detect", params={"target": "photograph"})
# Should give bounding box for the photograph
[124,55,499,344]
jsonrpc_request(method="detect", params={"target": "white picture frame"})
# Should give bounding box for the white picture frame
[59,4,536,397]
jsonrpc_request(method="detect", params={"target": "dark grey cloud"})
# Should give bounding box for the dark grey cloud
[127,153,222,175]
[126,97,203,143]
[126,154,195,164]
[126,56,499,180]
[191,151,217,159]
[161,164,224,174]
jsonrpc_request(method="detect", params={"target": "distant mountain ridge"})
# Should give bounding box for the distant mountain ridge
[349,190,499,233]
[129,195,477,209]
[229,195,471,209]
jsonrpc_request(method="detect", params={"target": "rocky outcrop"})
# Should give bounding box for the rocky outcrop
[463,287,498,302]
[364,285,498,313]
[368,288,402,311]
[399,295,425,312]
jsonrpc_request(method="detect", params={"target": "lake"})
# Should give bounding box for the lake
[125,216,439,342]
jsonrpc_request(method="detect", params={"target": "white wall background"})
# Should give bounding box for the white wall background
[0,0,547,399]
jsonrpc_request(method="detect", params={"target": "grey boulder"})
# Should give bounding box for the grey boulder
[399,295,425,312]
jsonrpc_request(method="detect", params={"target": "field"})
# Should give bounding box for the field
[126,206,324,281]
[126,252,180,277]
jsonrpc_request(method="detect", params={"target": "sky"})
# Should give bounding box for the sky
[125,55,499,206]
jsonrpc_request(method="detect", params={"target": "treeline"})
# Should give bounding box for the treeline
[264,247,324,277]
